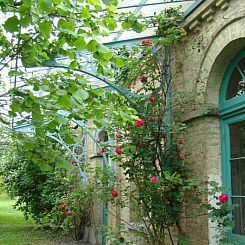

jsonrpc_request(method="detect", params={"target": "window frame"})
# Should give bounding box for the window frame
[219,48,245,117]
[220,48,245,242]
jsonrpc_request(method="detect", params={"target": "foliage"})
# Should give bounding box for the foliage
[105,224,139,245]
[40,173,95,241]
[0,1,235,245]
[0,132,94,240]
[0,134,67,219]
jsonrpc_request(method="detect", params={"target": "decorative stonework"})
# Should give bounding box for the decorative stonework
[183,0,230,32]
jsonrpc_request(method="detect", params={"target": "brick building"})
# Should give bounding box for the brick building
[171,0,245,244]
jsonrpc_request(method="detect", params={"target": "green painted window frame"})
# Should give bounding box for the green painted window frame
[220,48,245,243]
[219,47,245,117]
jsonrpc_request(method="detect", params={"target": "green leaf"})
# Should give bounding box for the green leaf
[120,111,131,121]
[55,114,68,125]
[19,15,32,27]
[23,142,33,150]
[74,37,86,50]
[102,51,113,60]
[122,21,131,30]
[58,95,73,109]
[73,89,89,103]
[115,57,125,68]
[56,156,73,170]
[81,7,91,18]
[37,0,53,12]
[86,39,98,52]
[93,119,103,128]
[93,108,104,118]
[58,19,75,32]
[4,16,19,33]
[107,19,117,31]
[132,21,144,33]
[38,21,52,38]
[63,134,76,144]
[69,60,78,68]
[88,0,100,4]
[102,0,115,5]
[38,162,53,172]
[56,3,70,14]
[97,43,110,53]
[56,89,67,96]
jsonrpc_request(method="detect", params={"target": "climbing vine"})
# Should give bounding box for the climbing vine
[0,1,234,245]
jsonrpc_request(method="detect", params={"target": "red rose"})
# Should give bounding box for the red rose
[149,117,155,122]
[96,138,102,143]
[101,147,106,153]
[149,96,156,103]
[111,189,118,198]
[184,154,188,160]
[115,147,123,155]
[219,194,228,204]
[116,133,122,139]
[136,143,143,149]
[140,76,148,83]
[58,203,67,211]
[65,210,72,216]
[135,119,144,127]
[157,92,161,97]
[150,176,158,184]
[141,39,153,46]
[177,155,182,161]
[178,139,184,145]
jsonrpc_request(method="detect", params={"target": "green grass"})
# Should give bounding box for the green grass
[0,195,59,245]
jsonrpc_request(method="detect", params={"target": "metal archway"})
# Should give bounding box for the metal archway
[14,112,116,245]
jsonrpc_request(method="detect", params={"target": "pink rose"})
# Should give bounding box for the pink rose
[219,194,228,204]
[115,147,123,155]
[135,119,145,127]
[96,138,102,143]
[141,39,153,46]
[150,176,158,184]
[71,161,77,166]
[111,189,119,198]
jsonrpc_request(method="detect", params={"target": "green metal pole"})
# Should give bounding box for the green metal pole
[165,46,172,149]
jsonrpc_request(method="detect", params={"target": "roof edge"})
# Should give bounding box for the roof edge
[182,0,205,18]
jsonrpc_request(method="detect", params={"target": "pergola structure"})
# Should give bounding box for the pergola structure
[1,1,200,244]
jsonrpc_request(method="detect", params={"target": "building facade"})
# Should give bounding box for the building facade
[172,0,245,244]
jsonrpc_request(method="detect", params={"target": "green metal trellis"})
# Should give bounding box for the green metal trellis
[10,1,198,243]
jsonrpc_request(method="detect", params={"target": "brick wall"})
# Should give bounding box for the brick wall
[171,0,245,244]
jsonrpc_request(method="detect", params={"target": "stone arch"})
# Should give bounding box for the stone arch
[196,15,245,106]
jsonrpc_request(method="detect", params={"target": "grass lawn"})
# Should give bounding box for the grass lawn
[0,194,59,245]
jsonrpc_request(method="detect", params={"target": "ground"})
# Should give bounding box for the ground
[0,194,89,245]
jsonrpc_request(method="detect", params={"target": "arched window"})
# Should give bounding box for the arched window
[220,48,245,238]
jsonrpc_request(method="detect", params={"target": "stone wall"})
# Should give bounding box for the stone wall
[171,0,245,244]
